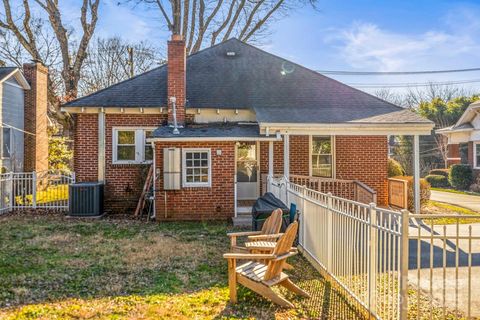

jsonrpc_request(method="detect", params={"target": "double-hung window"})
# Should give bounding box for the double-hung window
[2,128,11,159]
[311,136,334,178]
[182,148,211,187]
[113,128,154,164]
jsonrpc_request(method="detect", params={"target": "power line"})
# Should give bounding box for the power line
[317,67,480,76]
[347,78,480,88]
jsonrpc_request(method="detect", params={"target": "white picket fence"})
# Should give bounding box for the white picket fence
[0,171,75,213]
[268,176,479,320]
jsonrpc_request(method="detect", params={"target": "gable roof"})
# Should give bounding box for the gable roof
[0,67,17,81]
[64,38,430,125]
[0,67,31,89]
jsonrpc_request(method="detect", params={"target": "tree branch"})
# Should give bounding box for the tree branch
[242,0,285,42]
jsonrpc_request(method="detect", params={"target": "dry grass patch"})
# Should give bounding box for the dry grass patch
[0,213,364,319]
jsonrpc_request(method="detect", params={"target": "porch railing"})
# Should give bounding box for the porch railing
[0,171,75,213]
[289,174,377,204]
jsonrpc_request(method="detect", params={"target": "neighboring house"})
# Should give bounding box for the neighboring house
[437,100,480,177]
[63,35,433,219]
[0,64,49,173]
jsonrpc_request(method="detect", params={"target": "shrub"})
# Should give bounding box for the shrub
[388,158,404,177]
[425,174,450,188]
[449,164,473,190]
[391,176,431,212]
[429,169,450,178]
[470,183,480,193]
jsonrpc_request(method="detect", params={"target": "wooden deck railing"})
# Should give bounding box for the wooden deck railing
[289,174,377,204]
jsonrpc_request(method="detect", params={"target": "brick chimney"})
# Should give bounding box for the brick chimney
[23,62,48,173]
[167,34,186,125]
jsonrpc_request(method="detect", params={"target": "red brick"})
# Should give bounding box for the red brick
[154,141,235,221]
[23,63,48,172]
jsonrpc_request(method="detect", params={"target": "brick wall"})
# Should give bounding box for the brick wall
[23,63,49,172]
[73,113,167,213]
[73,114,98,182]
[260,141,284,175]
[335,136,388,206]
[290,135,310,175]
[447,143,461,166]
[154,141,235,220]
[167,36,186,125]
[104,114,166,213]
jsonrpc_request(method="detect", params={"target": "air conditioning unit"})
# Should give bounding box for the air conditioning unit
[69,182,104,216]
[164,148,181,190]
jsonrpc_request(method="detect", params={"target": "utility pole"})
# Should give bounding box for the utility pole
[127,47,134,78]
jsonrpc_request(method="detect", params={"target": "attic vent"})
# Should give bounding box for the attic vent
[226,51,236,57]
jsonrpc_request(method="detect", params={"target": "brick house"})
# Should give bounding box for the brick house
[437,100,480,178]
[63,35,433,219]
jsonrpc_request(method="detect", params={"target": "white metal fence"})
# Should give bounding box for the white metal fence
[408,214,480,320]
[0,171,75,213]
[268,176,479,320]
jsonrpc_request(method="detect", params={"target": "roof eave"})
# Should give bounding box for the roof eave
[147,136,281,142]
[259,122,434,136]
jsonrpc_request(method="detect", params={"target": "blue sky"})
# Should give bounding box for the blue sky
[67,0,480,95]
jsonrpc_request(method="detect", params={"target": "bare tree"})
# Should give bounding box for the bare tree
[376,84,479,170]
[79,37,164,95]
[0,0,100,102]
[129,0,317,54]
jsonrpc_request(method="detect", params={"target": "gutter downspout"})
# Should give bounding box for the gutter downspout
[98,108,106,182]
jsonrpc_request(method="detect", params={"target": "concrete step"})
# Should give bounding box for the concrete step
[237,206,252,214]
[233,216,252,227]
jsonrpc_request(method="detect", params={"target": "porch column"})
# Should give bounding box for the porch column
[413,135,420,214]
[283,133,290,179]
[268,141,274,177]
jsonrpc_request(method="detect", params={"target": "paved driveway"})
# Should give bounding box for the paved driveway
[407,221,480,317]
[430,190,480,212]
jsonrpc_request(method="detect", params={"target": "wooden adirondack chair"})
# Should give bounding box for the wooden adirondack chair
[223,221,309,308]
[228,208,284,252]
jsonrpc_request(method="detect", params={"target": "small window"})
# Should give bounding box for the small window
[182,148,211,187]
[116,130,136,161]
[113,128,154,164]
[2,128,11,158]
[311,136,333,178]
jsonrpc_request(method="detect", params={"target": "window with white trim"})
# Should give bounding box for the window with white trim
[475,143,480,169]
[113,128,154,164]
[311,136,333,178]
[2,127,11,159]
[182,148,211,187]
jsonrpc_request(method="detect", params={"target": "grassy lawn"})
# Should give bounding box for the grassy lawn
[421,200,480,224]
[431,187,480,197]
[0,214,364,320]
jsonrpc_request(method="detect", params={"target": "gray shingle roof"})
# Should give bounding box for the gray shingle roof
[64,38,431,125]
[0,67,17,82]
[151,123,264,138]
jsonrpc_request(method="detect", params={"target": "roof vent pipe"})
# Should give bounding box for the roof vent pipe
[170,96,180,135]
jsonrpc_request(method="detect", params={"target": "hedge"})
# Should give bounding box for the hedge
[391,176,431,212]
[425,174,450,188]
[449,164,473,190]
[429,169,450,178]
